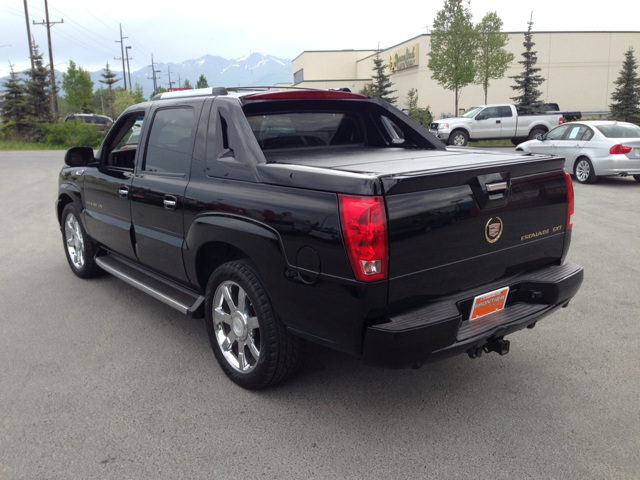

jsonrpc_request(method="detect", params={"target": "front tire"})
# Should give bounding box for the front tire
[205,261,304,389]
[448,130,469,146]
[574,157,597,184]
[61,203,103,278]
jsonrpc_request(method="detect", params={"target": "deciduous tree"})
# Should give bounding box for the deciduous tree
[62,60,94,113]
[609,46,640,124]
[475,12,514,104]
[510,15,546,114]
[132,83,145,104]
[427,0,478,114]
[183,78,193,89]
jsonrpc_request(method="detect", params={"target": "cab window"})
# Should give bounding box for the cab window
[143,107,195,174]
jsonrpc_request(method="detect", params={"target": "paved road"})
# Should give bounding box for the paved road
[1,150,638,479]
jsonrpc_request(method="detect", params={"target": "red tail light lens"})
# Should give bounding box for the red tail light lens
[609,144,632,154]
[564,170,574,231]
[339,195,388,282]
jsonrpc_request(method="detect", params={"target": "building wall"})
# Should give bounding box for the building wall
[291,32,640,119]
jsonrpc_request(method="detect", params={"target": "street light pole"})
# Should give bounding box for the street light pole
[125,46,132,92]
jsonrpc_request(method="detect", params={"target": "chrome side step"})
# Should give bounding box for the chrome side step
[96,254,205,318]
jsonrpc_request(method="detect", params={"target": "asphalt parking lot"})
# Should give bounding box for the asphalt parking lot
[1,150,638,479]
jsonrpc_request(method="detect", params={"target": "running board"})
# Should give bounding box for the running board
[96,254,205,318]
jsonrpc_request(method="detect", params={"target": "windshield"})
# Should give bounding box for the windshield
[460,106,484,118]
[595,124,640,138]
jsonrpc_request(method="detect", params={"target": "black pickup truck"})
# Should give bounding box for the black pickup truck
[542,103,582,122]
[57,88,583,389]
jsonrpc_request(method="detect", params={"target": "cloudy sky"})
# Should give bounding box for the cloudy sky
[1,0,639,76]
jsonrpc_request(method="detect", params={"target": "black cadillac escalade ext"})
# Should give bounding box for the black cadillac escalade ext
[56,87,583,389]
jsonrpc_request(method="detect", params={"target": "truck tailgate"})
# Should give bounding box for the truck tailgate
[382,152,569,305]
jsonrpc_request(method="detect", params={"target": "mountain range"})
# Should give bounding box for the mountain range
[1,52,293,101]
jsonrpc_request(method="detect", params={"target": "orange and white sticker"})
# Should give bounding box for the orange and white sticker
[469,287,510,321]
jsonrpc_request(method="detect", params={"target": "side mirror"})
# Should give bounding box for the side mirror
[535,134,543,141]
[64,146,95,166]
[476,115,486,121]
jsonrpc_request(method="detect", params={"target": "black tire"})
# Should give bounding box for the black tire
[511,138,524,146]
[448,130,469,146]
[205,260,304,389]
[61,203,103,278]
[633,175,640,183]
[574,157,597,184]
[527,128,545,140]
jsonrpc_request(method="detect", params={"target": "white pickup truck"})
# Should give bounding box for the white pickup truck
[429,104,563,146]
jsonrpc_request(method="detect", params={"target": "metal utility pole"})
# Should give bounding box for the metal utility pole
[125,46,132,92]
[22,0,34,71]
[115,24,128,90]
[33,0,63,116]
[178,73,181,89]
[167,66,175,91]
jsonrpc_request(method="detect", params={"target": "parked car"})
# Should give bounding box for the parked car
[542,103,582,122]
[65,114,113,130]
[429,104,563,146]
[57,87,583,389]
[516,121,640,184]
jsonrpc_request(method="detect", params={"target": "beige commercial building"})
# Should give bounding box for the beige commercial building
[285,31,640,118]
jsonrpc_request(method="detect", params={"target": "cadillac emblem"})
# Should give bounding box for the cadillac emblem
[485,217,503,243]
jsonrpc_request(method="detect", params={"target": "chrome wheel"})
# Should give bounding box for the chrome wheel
[452,134,466,146]
[212,280,261,374]
[64,212,85,269]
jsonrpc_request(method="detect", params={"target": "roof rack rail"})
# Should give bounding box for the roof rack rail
[152,87,229,101]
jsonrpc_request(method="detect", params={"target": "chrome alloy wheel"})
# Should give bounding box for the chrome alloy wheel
[212,280,261,373]
[575,159,591,183]
[64,212,85,269]
[452,133,466,146]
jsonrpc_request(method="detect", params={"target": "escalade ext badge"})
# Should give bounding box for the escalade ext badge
[485,217,503,243]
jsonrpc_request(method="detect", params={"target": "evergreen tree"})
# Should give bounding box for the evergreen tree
[474,12,514,104]
[609,47,640,124]
[427,0,478,114]
[196,74,209,89]
[1,63,29,135]
[510,15,546,114]
[25,43,53,123]
[62,60,94,113]
[359,50,397,105]
[405,88,433,127]
[183,78,193,89]
[132,83,145,103]
[99,62,121,119]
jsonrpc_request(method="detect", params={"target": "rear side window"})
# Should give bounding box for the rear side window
[595,124,640,138]
[144,107,195,174]
[499,106,513,117]
[246,112,363,150]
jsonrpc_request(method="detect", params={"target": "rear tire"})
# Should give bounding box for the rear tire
[528,128,545,140]
[205,260,304,389]
[61,203,103,278]
[574,157,597,184]
[448,130,469,146]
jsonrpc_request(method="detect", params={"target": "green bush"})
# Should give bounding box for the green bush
[41,119,104,147]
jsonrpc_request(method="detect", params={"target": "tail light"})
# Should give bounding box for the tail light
[559,117,564,124]
[610,144,632,155]
[564,170,574,231]
[338,195,388,282]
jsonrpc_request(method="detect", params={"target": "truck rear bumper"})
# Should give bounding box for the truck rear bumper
[362,261,583,368]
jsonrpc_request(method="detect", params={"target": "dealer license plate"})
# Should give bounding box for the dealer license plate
[469,287,510,321]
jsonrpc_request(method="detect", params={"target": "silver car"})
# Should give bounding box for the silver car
[516,121,640,184]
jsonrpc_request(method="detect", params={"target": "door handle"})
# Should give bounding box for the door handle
[163,195,177,210]
[118,186,129,198]
[496,120,501,124]
[486,181,508,192]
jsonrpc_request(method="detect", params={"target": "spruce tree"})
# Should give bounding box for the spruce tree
[405,88,433,127]
[196,74,209,89]
[1,63,29,135]
[26,43,53,122]
[359,50,397,105]
[510,16,546,114]
[609,47,640,124]
[99,63,121,119]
